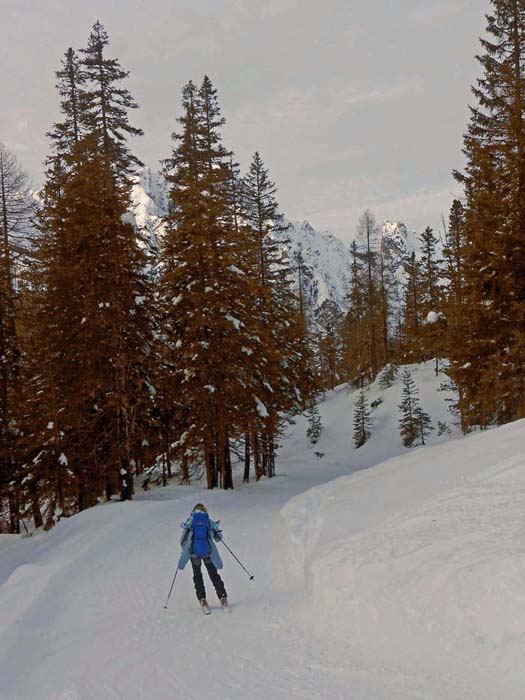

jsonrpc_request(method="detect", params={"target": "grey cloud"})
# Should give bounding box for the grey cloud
[0,0,491,239]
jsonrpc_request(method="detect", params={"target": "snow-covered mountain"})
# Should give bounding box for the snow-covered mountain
[129,168,417,313]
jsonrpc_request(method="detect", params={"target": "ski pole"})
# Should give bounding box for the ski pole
[163,566,179,609]
[221,540,255,580]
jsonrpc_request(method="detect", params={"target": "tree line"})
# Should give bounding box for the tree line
[0,22,313,531]
[314,0,525,443]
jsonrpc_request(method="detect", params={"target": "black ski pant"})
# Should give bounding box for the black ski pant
[190,556,227,601]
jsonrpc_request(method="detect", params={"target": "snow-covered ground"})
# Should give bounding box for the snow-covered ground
[1,363,524,699]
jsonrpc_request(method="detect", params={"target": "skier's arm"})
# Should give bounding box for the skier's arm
[180,518,191,546]
[210,519,223,542]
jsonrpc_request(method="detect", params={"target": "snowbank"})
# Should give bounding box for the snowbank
[281,418,525,696]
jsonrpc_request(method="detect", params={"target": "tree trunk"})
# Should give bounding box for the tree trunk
[243,433,251,483]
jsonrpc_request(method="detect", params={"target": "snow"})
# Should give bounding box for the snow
[254,396,268,418]
[426,310,444,324]
[225,314,242,330]
[1,362,524,699]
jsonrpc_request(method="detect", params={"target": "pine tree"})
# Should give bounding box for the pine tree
[401,252,423,362]
[344,240,369,386]
[316,300,345,390]
[241,151,308,477]
[161,77,277,489]
[25,25,154,521]
[418,226,444,373]
[443,200,466,307]
[81,21,143,184]
[419,226,441,314]
[451,0,525,426]
[357,210,379,378]
[379,362,399,389]
[47,48,85,156]
[306,397,323,445]
[398,370,432,447]
[353,389,371,448]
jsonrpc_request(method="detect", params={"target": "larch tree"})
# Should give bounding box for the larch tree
[0,144,34,532]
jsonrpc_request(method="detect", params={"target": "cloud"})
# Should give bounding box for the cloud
[408,1,469,26]
[341,80,424,107]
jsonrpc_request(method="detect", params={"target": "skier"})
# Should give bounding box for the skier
[178,503,228,613]
[119,459,134,501]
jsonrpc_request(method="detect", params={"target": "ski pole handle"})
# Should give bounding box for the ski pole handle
[221,540,255,580]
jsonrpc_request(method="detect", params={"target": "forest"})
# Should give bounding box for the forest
[1,0,524,532]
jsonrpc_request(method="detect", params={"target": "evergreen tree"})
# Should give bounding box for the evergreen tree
[344,240,369,386]
[419,226,441,314]
[401,252,423,362]
[161,77,278,489]
[306,397,323,445]
[353,388,371,448]
[81,21,143,184]
[316,300,345,390]
[451,0,525,426]
[47,48,85,156]
[379,362,399,389]
[356,210,379,378]
[398,370,432,447]
[443,199,466,307]
[241,151,308,476]
[25,24,154,521]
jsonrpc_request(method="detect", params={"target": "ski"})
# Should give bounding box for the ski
[202,605,211,615]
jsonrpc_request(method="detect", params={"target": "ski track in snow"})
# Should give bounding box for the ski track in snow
[1,362,524,699]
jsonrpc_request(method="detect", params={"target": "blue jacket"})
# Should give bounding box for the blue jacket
[178,510,224,570]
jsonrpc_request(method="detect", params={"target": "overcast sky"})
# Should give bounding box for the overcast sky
[1,0,490,240]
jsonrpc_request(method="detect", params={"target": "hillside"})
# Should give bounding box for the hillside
[2,364,523,699]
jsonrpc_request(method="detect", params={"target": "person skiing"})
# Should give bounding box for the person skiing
[178,503,228,612]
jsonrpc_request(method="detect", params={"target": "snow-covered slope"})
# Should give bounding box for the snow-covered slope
[3,363,524,698]
[281,420,525,698]
[284,219,352,310]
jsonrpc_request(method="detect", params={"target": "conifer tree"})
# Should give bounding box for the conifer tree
[398,370,432,447]
[353,388,371,448]
[379,362,399,389]
[401,252,423,362]
[306,397,323,445]
[451,0,525,426]
[344,240,369,386]
[48,48,85,155]
[316,300,345,390]
[443,200,466,307]
[0,144,34,532]
[26,25,154,520]
[161,77,278,489]
[241,151,309,476]
[419,226,441,314]
[81,21,143,183]
[357,210,379,378]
